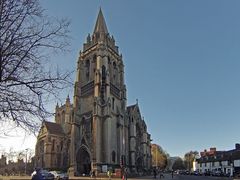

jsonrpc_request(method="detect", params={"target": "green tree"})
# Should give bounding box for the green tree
[172,157,185,171]
[151,144,168,169]
[0,0,71,134]
[184,151,199,171]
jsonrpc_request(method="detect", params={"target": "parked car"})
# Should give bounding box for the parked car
[31,169,54,180]
[212,170,221,176]
[192,171,202,176]
[204,170,211,176]
[50,171,69,180]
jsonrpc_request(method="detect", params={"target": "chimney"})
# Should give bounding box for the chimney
[235,143,240,150]
[210,147,216,152]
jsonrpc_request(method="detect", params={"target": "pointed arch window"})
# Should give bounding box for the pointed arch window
[52,139,55,151]
[113,62,116,80]
[112,97,115,110]
[112,151,116,162]
[85,59,90,81]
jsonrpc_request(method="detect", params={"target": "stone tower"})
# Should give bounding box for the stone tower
[68,9,127,175]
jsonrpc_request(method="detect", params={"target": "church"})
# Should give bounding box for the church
[35,9,152,176]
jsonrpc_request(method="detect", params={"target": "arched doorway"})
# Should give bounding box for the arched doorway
[76,146,91,175]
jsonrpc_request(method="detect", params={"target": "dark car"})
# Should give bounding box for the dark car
[31,169,54,180]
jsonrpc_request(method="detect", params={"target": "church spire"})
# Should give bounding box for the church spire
[93,8,108,34]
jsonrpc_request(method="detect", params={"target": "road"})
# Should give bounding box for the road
[0,174,235,180]
[126,173,234,180]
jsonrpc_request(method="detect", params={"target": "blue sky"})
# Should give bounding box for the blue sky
[2,0,240,158]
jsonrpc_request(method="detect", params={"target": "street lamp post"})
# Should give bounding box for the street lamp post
[25,148,28,175]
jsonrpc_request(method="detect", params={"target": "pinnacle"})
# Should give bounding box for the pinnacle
[93,8,108,34]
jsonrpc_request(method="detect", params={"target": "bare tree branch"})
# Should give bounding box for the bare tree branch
[0,0,72,135]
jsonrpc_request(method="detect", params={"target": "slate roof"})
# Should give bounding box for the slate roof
[44,121,65,136]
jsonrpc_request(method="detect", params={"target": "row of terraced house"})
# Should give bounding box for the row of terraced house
[193,143,240,176]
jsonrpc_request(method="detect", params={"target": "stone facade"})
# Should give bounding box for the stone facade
[35,9,152,176]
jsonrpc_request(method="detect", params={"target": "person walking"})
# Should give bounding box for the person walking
[153,168,157,178]
[124,168,128,180]
[159,170,164,179]
[171,170,174,179]
[107,169,112,180]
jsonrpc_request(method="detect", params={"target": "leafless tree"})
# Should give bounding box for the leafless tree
[0,0,71,135]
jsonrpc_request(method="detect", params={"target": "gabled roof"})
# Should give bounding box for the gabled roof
[197,149,240,163]
[44,121,65,136]
[93,8,108,34]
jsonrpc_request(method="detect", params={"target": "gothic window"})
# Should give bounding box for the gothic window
[113,62,116,80]
[101,65,106,103]
[60,141,63,151]
[52,139,55,151]
[102,65,106,78]
[112,151,116,162]
[112,97,115,110]
[85,59,90,81]
[93,54,97,63]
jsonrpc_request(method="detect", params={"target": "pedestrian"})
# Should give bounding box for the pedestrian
[107,169,112,180]
[171,170,174,179]
[90,170,93,178]
[124,168,128,180]
[153,168,157,178]
[159,170,164,179]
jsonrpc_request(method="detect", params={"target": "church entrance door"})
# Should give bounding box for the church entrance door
[76,147,91,176]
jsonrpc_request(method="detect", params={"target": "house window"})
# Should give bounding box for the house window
[228,161,231,166]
